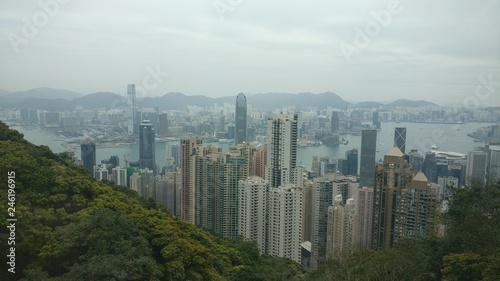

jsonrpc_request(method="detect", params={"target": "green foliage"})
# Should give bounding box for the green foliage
[0,122,305,281]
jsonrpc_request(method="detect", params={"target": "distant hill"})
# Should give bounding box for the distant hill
[355,101,384,109]
[385,99,439,108]
[72,92,126,109]
[0,87,82,104]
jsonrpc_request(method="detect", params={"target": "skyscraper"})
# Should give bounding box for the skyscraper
[359,129,377,187]
[139,120,155,172]
[327,196,358,260]
[158,113,169,136]
[466,151,487,185]
[345,149,358,176]
[394,127,407,154]
[372,111,381,129]
[180,137,203,223]
[266,113,298,188]
[235,93,247,144]
[127,84,136,135]
[81,139,96,174]
[331,111,340,134]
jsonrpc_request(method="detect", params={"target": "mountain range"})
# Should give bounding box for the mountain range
[0,87,441,111]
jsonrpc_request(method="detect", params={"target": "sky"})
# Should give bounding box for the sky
[1,0,499,106]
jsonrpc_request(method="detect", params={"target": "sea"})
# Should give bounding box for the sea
[10,122,496,170]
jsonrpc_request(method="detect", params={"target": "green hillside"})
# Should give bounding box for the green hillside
[0,121,305,281]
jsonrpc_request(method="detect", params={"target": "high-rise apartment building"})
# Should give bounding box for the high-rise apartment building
[127,84,136,135]
[266,113,298,188]
[372,147,438,250]
[394,127,407,154]
[489,145,500,181]
[267,184,303,264]
[235,93,247,144]
[139,120,155,172]
[251,145,267,178]
[356,187,373,250]
[194,146,249,238]
[360,129,377,187]
[327,196,358,260]
[238,176,269,254]
[111,166,127,187]
[180,137,203,223]
[311,173,359,268]
[81,140,96,175]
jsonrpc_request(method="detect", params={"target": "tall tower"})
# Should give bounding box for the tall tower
[394,127,407,154]
[81,139,96,174]
[359,129,377,187]
[466,151,487,185]
[180,137,203,224]
[139,120,155,172]
[331,111,340,134]
[235,93,247,144]
[127,84,136,135]
[158,113,169,136]
[345,149,358,176]
[266,113,298,188]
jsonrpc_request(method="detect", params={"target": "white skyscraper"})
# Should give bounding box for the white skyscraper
[266,113,298,188]
[238,176,269,254]
[267,183,303,264]
[127,84,136,135]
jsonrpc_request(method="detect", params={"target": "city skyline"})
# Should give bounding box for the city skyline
[1,1,499,106]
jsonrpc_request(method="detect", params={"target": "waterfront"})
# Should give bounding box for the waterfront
[10,122,496,170]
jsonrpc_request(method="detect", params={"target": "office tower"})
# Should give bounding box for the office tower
[311,173,359,268]
[158,113,169,136]
[345,149,358,176]
[139,120,156,172]
[466,151,487,185]
[168,144,180,170]
[394,127,407,154]
[219,115,225,132]
[195,146,248,238]
[327,196,358,260]
[331,111,340,134]
[111,166,127,187]
[372,111,381,129]
[356,187,373,250]
[251,145,267,178]
[81,140,96,175]
[408,149,423,172]
[235,93,247,144]
[267,184,303,264]
[319,157,336,176]
[337,158,348,176]
[311,156,319,177]
[372,147,437,250]
[422,151,438,183]
[180,137,203,223]
[127,84,136,135]
[489,145,500,181]
[359,129,377,187]
[238,176,269,254]
[266,113,298,188]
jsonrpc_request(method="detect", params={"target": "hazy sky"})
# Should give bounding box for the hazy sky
[1,0,499,106]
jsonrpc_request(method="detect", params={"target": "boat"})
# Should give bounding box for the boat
[431,144,439,149]
[474,139,482,142]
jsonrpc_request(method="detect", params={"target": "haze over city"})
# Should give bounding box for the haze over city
[1,0,499,106]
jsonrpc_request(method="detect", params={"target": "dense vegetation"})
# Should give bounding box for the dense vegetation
[0,121,305,281]
[1,120,499,280]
